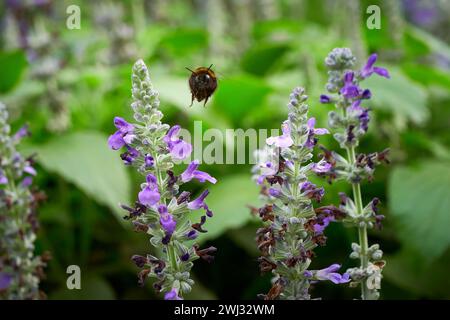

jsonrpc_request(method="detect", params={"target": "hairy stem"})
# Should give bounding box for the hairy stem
[347,146,369,299]
[153,154,178,273]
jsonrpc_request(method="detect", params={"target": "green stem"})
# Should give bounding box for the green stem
[346,146,369,300]
[153,153,178,272]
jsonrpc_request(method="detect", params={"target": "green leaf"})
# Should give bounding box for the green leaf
[364,67,429,126]
[402,63,450,89]
[158,29,207,56]
[241,43,291,76]
[253,19,303,41]
[31,131,131,222]
[213,74,272,123]
[388,161,450,260]
[49,275,116,300]
[384,248,450,298]
[188,174,261,243]
[407,26,450,61]
[0,51,27,93]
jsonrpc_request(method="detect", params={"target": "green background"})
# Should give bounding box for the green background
[0,0,449,299]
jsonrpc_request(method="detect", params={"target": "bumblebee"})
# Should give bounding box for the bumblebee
[186,64,217,107]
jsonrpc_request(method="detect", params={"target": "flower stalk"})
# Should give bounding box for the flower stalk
[252,87,349,300]
[0,103,47,300]
[108,60,216,300]
[318,48,390,300]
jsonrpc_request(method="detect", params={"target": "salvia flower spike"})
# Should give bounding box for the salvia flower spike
[319,48,390,300]
[0,102,47,299]
[251,87,349,300]
[108,60,217,300]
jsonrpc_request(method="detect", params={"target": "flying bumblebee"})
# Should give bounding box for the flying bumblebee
[185,64,217,107]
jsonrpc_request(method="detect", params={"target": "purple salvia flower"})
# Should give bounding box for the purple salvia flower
[305,117,329,149]
[24,165,37,176]
[0,272,13,290]
[110,60,216,299]
[268,188,281,198]
[158,205,176,235]
[13,124,30,141]
[164,288,183,300]
[315,264,351,284]
[108,117,135,150]
[340,72,361,99]
[312,159,332,173]
[0,170,8,185]
[322,48,390,300]
[121,146,140,165]
[361,89,372,100]
[164,125,192,160]
[186,230,198,240]
[313,216,335,233]
[21,176,33,188]
[266,121,293,148]
[181,160,217,184]
[252,87,345,300]
[0,103,45,299]
[144,154,154,168]
[320,94,332,104]
[187,190,210,210]
[138,174,160,206]
[256,161,278,184]
[360,53,390,79]
[299,181,324,202]
[359,108,370,132]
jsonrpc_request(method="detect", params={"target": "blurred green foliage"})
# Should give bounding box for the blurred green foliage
[0,0,449,299]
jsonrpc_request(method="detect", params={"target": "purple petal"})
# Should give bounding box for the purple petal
[186,230,198,240]
[24,165,37,176]
[314,128,329,135]
[312,160,332,173]
[181,160,200,182]
[165,125,181,142]
[343,71,354,83]
[268,188,281,197]
[266,135,293,148]
[307,117,316,129]
[365,53,377,69]
[341,273,351,283]
[14,125,30,140]
[21,176,33,187]
[0,172,8,185]
[266,122,294,148]
[187,190,209,210]
[114,117,134,133]
[361,89,372,99]
[340,85,360,99]
[122,133,136,145]
[146,173,158,186]
[327,273,344,284]
[320,95,332,104]
[160,213,176,234]
[192,170,217,184]
[164,288,182,300]
[169,140,192,160]
[144,155,154,168]
[281,121,291,136]
[108,131,125,150]
[138,186,160,206]
[0,272,13,290]
[373,67,390,78]
[322,264,341,273]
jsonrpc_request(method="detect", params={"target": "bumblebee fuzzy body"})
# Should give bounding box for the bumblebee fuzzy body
[187,65,217,107]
